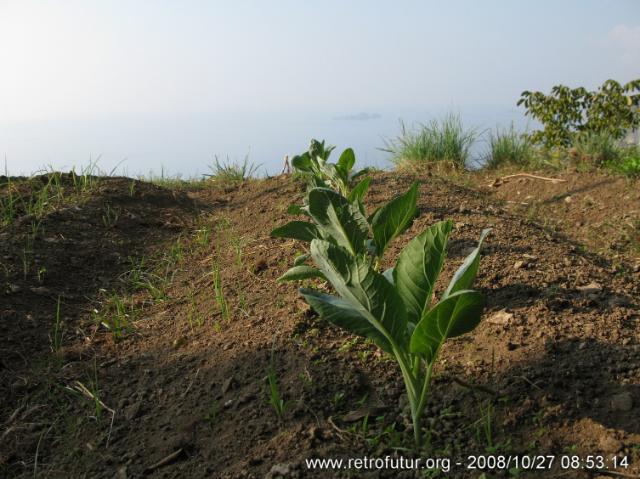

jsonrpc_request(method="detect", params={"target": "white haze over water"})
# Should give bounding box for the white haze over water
[0,106,529,178]
[1,1,637,177]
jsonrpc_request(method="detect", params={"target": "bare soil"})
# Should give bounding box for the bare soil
[1,171,638,478]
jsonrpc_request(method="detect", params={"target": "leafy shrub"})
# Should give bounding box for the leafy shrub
[518,79,640,147]
[603,145,640,178]
[571,132,621,165]
[383,114,476,169]
[484,125,534,169]
[272,182,490,447]
[291,139,369,196]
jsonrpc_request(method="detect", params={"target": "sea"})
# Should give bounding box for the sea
[0,106,532,178]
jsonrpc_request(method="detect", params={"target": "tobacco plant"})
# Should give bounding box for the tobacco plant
[292,139,370,197]
[271,182,490,447]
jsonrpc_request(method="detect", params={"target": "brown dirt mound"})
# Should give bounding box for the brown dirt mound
[1,172,639,478]
[473,169,640,268]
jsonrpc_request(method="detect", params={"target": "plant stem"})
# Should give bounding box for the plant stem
[412,360,435,449]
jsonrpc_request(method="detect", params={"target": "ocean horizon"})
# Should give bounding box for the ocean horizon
[1,105,532,178]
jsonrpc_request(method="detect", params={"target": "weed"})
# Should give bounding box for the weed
[332,391,346,409]
[186,291,204,328]
[37,266,47,284]
[93,294,136,340]
[203,402,218,426]
[50,296,64,354]
[484,124,534,169]
[265,344,287,420]
[383,114,477,169]
[195,224,211,247]
[102,204,120,228]
[211,261,230,321]
[230,235,246,267]
[205,154,261,185]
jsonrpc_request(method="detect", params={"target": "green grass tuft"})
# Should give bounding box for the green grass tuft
[383,113,476,169]
[484,124,534,169]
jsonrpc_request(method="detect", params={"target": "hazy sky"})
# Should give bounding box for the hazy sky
[0,0,639,174]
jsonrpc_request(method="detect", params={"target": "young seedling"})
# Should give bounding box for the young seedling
[271,180,490,448]
[94,295,136,340]
[195,224,211,247]
[265,344,287,420]
[51,296,64,354]
[211,261,230,321]
[37,266,47,284]
[102,204,119,228]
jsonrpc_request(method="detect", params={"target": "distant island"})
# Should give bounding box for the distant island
[333,112,382,121]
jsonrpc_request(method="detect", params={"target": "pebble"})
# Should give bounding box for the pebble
[488,310,514,325]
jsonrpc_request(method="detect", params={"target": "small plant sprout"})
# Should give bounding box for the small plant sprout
[51,296,63,354]
[37,266,47,284]
[271,177,490,448]
[211,261,230,321]
[94,295,136,340]
[195,224,211,247]
[102,203,120,228]
[265,344,287,420]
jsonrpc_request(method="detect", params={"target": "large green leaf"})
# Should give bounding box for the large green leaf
[394,220,453,326]
[278,265,325,282]
[291,153,312,172]
[409,290,484,363]
[443,228,491,298]
[300,288,392,353]
[307,188,369,255]
[270,221,321,242]
[370,182,419,258]
[310,239,408,347]
[336,148,355,176]
[347,177,371,203]
[293,253,310,266]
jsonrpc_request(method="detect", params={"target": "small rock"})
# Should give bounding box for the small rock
[221,376,234,394]
[30,286,51,295]
[342,404,389,422]
[269,463,291,478]
[564,195,572,203]
[610,392,633,412]
[124,401,142,420]
[513,260,525,270]
[577,282,602,294]
[488,310,514,325]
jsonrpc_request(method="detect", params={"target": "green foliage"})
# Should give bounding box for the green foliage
[291,139,369,196]
[383,114,476,169]
[271,180,490,447]
[484,125,534,169]
[273,183,418,270]
[265,345,287,420]
[204,155,261,184]
[518,79,640,147]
